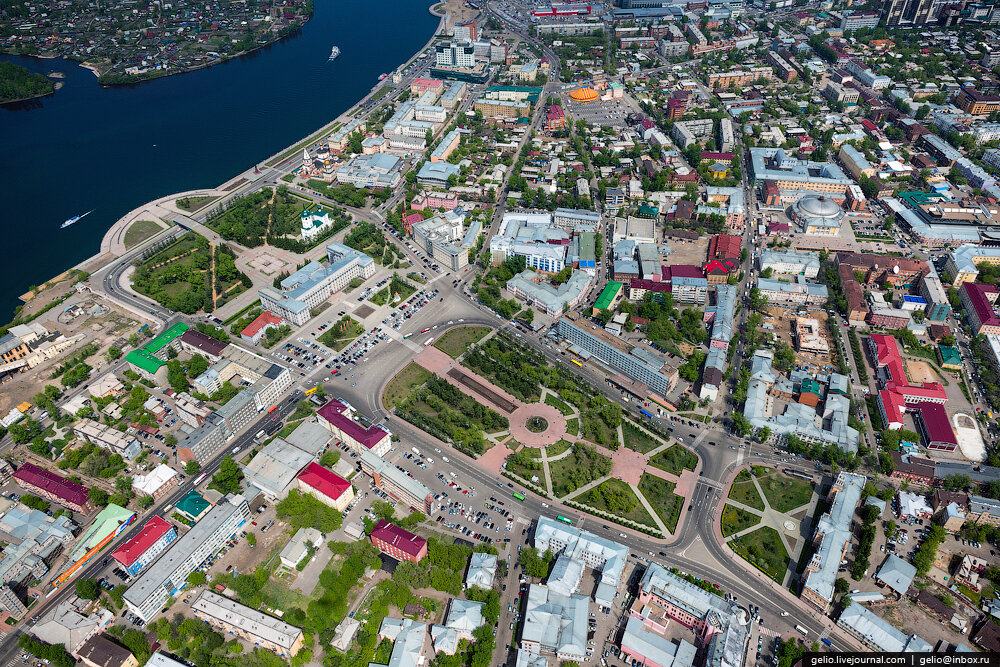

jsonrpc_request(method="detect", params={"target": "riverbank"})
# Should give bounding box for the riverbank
[17,2,448,311]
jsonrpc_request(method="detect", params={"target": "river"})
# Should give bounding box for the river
[0,0,438,319]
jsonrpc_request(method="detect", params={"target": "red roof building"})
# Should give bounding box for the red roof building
[371,520,427,562]
[317,400,392,457]
[179,330,228,360]
[111,516,178,575]
[13,463,94,514]
[960,282,1000,335]
[544,105,566,132]
[240,311,285,345]
[297,462,354,511]
[708,234,742,260]
[912,402,958,452]
[703,258,738,285]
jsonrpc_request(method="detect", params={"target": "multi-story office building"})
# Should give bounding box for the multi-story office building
[192,590,304,656]
[758,249,820,277]
[557,312,681,398]
[318,399,392,457]
[801,473,865,613]
[259,242,375,326]
[435,41,476,68]
[749,148,853,197]
[957,88,1000,115]
[840,11,879,29]
[123,494,251,621]
[359,450,435,515]
[297,462,354,512]
[717,118,734,153]
[70,419,141,459]
[919,265,951,321]
[961,282,1000,335]
[534,516,628,586]
[111,516,178,576]
[370,520,428,563]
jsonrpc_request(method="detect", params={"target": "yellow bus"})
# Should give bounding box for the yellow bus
[571,359,583,367]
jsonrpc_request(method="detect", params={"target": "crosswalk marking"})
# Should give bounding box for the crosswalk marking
[757,627,780,639]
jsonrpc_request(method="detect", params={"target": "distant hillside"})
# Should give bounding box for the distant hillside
[0,61,54,103]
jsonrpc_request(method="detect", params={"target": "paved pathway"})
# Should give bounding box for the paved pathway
[631,482,670,535]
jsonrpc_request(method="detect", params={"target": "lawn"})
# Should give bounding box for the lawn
[123,219,164,249]
[545,439,573,458]
[581,479,656,528]
[176,195,217,212]
[728,478,765,511]
[544,393,574,416]
[318,316,364,351]
[648,444,697,475]
[370,276,417,307]
[565,417,579,436]
[639,474,684,533]
[721,504,760,536]
[383,362,432,408]
[622,421,663,454]
[505,453,544,483]
[582,414,619,450]
[433,326,491,359]
[756,473,814,513]
[548,444,612,498]
[729,527,790,583]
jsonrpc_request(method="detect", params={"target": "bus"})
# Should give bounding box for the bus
[556,515,573,525]
[513,492,525,501]
[194,473,207,486]
[403,332,413,339]
[268,405,278,414]
[795,625,809,637]
[640,409,654,419]
[571,359,583,367]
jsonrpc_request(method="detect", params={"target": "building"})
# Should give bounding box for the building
[430,128,467,163]
[318,399,391,457]
[376,618,428,667]
[823,81,860,106]
[791,195,844,236]
[839,144,875,180]
[837,604,931,653]
[534,516,628,587]
[359,450,435,515]
[435,41,476,68]
[837,252,928,288]
[755,279,828,306]
[749,148,853,198]
[558,312,681,399]
[70,419,141,459]
[123,494,251,622]
[411,214,470,272]
[629,564,747,667]
[946,244,1000,286]
[840,10,880,29]
[507,270,592,318]
[259,242,375,326]
[370,519,427,563]
[297,462,354,511]
[968,495,1000,527]
[758,249,819,277]
[416,161,461,187]
[77,634,138,667]
[240,311,285,345]
[520,584,588,660]
[874,555,917,596]
[620,616,696,667]
[192,590,304,656]
[956,87,1000,116]
[544,105,566,133]
[13,463,94,514]
[244,438,313,499]
[30,600,112,658]
[132,464,180,500]
[111,516,177,576]
[466,552,497,589]
[960,282,1000,335]
[801,473,865,613]
[123,323,189,383]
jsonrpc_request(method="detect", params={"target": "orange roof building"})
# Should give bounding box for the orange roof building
[570,87,599,103]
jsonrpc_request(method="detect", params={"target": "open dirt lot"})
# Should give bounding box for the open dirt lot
[665,236,710,266]
[905,359,936,384]
[870,597,969,648]
[765,307,836,373]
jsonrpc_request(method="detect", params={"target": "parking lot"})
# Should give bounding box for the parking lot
[563,97,631,128]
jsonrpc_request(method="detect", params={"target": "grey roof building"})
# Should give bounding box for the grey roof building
[31,600,111,657]
[466,552,497,589]
[283,420,332,457]
[123,493,252,622]
[243,437,314,498]
[621,617,696,667]
[520,584,588,660]
[377,618,428,667]
[192,589,304,656]
[874,555,917,596]
[506,269,593,318]
[748,147,852,190]
[802,473,865,612]
[838,604,932,652]
[534,516,629,589]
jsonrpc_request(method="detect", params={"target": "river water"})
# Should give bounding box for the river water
[0,0,438,318]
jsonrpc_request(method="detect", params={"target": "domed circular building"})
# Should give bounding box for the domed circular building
[790,195,844,236]
[569,87,599,103]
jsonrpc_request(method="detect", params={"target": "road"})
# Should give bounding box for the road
[0,387,304,665]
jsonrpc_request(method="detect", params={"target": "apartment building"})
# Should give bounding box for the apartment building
[13,463,95,514]
[123,494,251,621]
[801,473,865,613]
[111,516,178,576]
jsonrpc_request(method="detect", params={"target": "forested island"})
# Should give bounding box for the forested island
[0,62,54,103]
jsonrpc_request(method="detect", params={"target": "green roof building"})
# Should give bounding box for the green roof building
[176,490,211,521]
[799,378,825,403]
[938,345,962,370]
[145,322,189,356]
[69,504,136,560]
[592,281,623,315]
[125,349,164,375]
[579,232,596,268]
[637,204,659,218]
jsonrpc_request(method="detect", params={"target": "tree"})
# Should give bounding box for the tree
[211,456,243,494]
[835,577,850,597]
[185,460,201,475]
[75,578,101,600]
[137,495,154,509]
[187,571,207,586]
[89,487,109,507]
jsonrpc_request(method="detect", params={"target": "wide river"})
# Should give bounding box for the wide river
[0,0,438,318]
